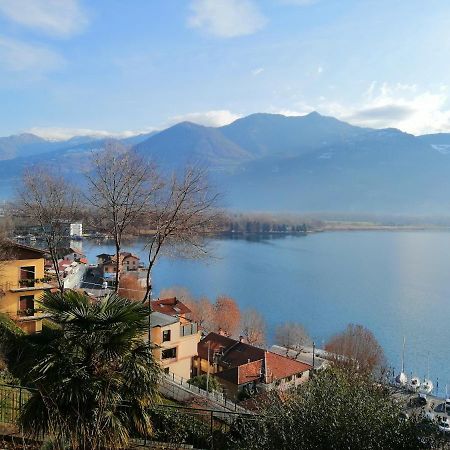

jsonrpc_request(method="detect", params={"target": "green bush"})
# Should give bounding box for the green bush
[228,368,442,450]
[188,374,222,393]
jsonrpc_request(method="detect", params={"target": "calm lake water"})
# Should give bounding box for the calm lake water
[81,231,450,393]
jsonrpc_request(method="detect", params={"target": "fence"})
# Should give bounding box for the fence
[0,383,259,450]
[162,371,249,414]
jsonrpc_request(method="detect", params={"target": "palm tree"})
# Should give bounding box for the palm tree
[0,291,161,449]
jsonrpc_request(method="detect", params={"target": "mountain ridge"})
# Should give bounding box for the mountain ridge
[1,112,450,214]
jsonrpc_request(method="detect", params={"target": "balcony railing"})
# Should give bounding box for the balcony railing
[0,280,53,293]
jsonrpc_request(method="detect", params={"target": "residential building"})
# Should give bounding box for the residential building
[69,223,83,238]
[97,252,141,275]
[194,332,312,401]
[121,252,140,272]
[0,242,52,333]
[149,310,200,379]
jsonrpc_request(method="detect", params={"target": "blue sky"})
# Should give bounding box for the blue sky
[1,0,450,138]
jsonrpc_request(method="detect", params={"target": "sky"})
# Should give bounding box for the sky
[1,0,450,139]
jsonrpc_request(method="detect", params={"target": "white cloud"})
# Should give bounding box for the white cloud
[28,127,153,141]
[0,0,88,37]
[26,110,242,141]
[167,110,242,127]
[317,65,323,74]
[0,36,64,73]
[274,83,450,134]
[344,83,450,134]
[252,67,264,76]
[187,0,267,38]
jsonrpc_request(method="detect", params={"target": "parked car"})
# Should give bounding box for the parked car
[438,417,450,433]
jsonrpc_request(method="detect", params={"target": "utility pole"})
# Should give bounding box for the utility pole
[312,341,315,377]
[206,341,211,393]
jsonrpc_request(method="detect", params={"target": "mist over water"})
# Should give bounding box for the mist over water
[83,231,450,394]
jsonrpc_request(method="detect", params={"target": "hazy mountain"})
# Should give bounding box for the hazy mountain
[2,112,450,214]
[0,133,50,160]
[219,112,369,158]
[134,121,252,169]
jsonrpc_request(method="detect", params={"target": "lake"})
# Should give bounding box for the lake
[81,231,450,393]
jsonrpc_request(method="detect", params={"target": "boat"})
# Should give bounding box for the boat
[419,353,433,395]
[408,376,421,392]
[395,337,408,387]
[420,379,433,395]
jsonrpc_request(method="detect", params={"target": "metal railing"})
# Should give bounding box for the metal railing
[0,383,259,450]
[162,371,249,414]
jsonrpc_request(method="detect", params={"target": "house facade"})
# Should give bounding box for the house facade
[0,242,52,333]
[97,252,141,277]
[149,310,200,380]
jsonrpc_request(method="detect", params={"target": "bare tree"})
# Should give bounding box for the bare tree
[159,286,194,303]
[177,295,216,332]
[325,323,386,376]
[241,308,266,346]
[213,296,241,337]
[16,167,79,293]
[142,166,220,303]
[275,322,311,358]
[86,143,160,291]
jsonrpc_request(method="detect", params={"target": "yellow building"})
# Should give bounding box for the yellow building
[150,311,200,380]
[0,242,52,333]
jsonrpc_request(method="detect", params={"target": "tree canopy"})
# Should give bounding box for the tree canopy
[0,291,160,450]
[229,368,440,450]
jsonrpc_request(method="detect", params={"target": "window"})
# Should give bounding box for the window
[162,329,171,342]
[19,296,34,316]
[162,347,177,359]
[164,367,170,374]
[19,266,35,287]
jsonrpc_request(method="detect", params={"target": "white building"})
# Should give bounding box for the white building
[69,223,83,238]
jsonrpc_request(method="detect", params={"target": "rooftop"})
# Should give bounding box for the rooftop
[152,297,192,317]
[198,332,265,367]
[150,311,179,328]
[216,351,311,385]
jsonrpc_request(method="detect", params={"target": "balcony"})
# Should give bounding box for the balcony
[1,280,53,293]
[15,308,49,321]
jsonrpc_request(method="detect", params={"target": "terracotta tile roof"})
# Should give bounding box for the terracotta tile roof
[217,353,311,386]
[151,297,191,316]
[264,351,311,382]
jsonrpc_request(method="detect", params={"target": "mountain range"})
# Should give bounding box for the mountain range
[2,112,450,214]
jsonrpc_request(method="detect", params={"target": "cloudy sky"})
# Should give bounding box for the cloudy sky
[1,0,450,139]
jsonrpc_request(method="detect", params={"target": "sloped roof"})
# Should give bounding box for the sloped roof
[152,297,191,316]
[150,311,179,328]
[198,332,265,367]
[1,240,48,260]
[264,351,311,382]
[217,352,311,386]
